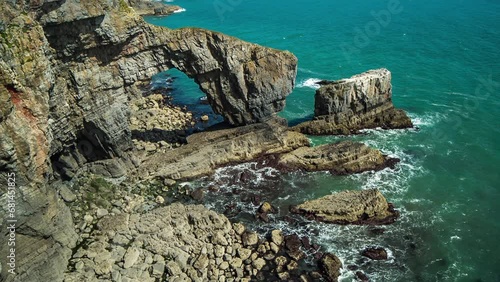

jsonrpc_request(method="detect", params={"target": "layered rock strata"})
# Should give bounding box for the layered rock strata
[293,69,413,135]
[291,189,399,225]
[0,1,296,281]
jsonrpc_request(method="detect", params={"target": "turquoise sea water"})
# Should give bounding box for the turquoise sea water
[145,1,500,281]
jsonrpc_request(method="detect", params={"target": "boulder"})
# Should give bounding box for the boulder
[362,247,388,260]
[292,189,399,224]
[270,230,284,246]
[356,271,370,281]
[293,69,413,135]
[318,253,342,282]
[138,117,310,180]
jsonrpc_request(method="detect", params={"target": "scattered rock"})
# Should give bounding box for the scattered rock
[201,115,209,122]
[163,178,176,186]
[356,271,370,281]
[259,202,275,213]
[59,185,77,202]
[292,189,399,224]
[242,232,259,247]
[237,248,252,261]
[319,253,342,282]
[123,247,141,269]
[277,141,397,174]
[252,258,266,270]
[83,215,94,224]
[271,230,284,246]
[233,223,245,235]
[362,247,388,260]
[190,188,204,202]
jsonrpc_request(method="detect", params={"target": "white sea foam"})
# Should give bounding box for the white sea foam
[174,8,186,13]
[296,78,322,89]
[408,112,446,128]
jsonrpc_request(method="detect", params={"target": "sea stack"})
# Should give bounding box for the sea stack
[293,68,413,135]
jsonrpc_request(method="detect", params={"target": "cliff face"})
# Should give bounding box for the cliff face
[293,69,413,135]
[0,1,297,281]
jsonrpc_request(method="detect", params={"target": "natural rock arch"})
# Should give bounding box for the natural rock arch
[128,27,298,126]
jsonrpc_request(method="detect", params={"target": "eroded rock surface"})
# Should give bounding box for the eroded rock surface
[293,69,413,135]
[64,202,308,281]
[292,189,399,225]
[277,141,398,174]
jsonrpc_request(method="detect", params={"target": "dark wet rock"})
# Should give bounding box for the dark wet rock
[319,253,343,282]
[128,0,183,15]
[301,236,312,250]
[259,202,276,214]
[250,194,262,206]
[362,247,388,260]
[239,170,253,183]
[293,69,413,135]
[292,189,399,225]
[356,271,370,281]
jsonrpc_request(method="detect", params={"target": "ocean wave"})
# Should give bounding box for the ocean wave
[408,112,446,128]
[174,8,186,13]
[296,78,322,89]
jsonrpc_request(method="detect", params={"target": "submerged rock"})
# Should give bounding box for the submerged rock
[293,69,413,135]
[292,189,399,225]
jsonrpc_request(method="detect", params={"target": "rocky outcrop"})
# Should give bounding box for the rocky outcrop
[276,141,398,174]
[291,189,399,225]
[319,253,343,282]
[293,69,413,135]
[136,117,310,180]
[64,202,308,281]
[0,1,296,281]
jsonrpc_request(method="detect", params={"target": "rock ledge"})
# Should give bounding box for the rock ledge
[292,189,399,225]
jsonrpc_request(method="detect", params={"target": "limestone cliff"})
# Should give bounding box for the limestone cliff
[0,1,297,281]
[293,69,413,135]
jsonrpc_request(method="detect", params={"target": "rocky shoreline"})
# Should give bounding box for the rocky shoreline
[1,1,411,281]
